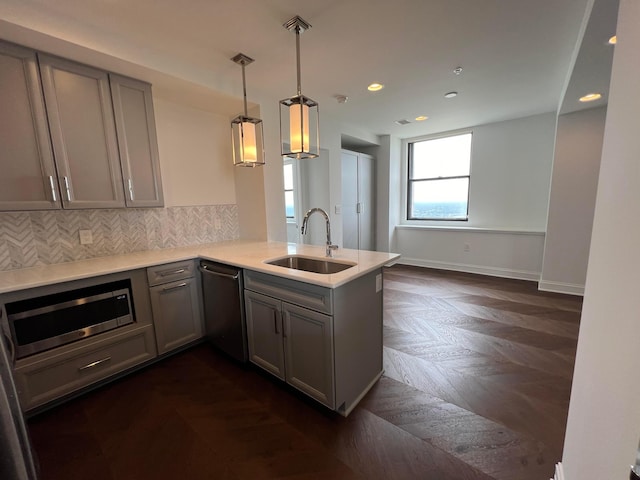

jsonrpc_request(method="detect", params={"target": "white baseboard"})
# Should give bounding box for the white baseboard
[538,280,585,296]
[553,462,565,480]
[397,257,541,282]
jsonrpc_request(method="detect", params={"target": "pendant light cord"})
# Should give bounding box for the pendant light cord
[295,26,302,97]
[241,62,249,117]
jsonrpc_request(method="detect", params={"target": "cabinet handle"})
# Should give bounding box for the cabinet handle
[273,310,279,334]
[198,266,239,280]
[159,268,186,277]
[63,176,71,201]
[48,176,57,202]
[162,282,187,291]
[78,356,111,372]
[127,178,135,201]
[1,315,16,365]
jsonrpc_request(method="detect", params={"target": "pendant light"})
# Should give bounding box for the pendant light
[231,53,265,167]
[280,15,319,159]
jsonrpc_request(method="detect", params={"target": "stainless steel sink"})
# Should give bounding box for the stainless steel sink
[265,255,355,274]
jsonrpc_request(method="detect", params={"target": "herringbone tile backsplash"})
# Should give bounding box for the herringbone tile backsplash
[0,205,239,271]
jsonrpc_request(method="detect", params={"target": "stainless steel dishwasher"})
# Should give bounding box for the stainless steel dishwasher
[199,260,248,363]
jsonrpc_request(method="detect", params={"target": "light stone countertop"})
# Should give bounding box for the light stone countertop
[0,240,401,294]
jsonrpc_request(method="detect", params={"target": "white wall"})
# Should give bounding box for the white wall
[396,227,545,280]
[394,113,556,279]
[153,97,235,207]
[562,1,640,477]
[463,112,556,230]
[376,135,402,253]
[540,107,605,295]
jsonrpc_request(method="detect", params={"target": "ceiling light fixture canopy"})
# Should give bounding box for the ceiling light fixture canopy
[280,15,319,160]
[231,53,265,167]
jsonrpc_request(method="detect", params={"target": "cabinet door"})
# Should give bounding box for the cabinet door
[357,154,376,251]
[39,54,125,209]
[341,150,359,249]
[0,42,59,210]
[110,74,164,207]
[244,290,285,380]
[283,303,335,408]
[149,277,203,355]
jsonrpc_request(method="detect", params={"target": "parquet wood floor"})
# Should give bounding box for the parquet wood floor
[27,265,581,479]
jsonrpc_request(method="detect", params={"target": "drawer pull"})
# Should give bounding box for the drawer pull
[159,268,186,277]
[162,282,187,291]
[78,356,111,372]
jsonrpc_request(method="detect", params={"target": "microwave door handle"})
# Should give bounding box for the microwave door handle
[1,323,16,365]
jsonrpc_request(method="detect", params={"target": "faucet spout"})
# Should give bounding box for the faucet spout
[300,207,339,257]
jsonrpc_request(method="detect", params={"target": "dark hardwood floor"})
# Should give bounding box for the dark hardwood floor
[27,265,581,479]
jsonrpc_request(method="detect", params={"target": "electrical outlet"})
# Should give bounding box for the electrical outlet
[79,229,93,245]
[214,218,222,230]
[463,243,470,252]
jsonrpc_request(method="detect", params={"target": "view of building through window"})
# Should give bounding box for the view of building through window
[408,132,472,220]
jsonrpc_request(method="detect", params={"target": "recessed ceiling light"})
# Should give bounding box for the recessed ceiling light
[415,115,428,121]
[444,91,458,98]
[367,83,384,92]
[453,67,463,75]
[608,35,617,45]
[579,93,602,103]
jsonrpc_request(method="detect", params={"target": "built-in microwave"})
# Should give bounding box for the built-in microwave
[4,279,135,359]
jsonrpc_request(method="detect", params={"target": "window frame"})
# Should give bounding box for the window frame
[404,130,473,222]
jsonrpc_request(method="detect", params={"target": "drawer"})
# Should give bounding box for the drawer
[244,270,333,315]
[147,260,194,286]
[14,325,157,411]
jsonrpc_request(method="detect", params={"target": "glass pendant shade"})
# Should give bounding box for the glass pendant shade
[280,94,319,159]
[280,15,319,160]
[232,115,264,167]
[230,53,265,167]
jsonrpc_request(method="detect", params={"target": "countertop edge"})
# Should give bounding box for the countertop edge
[0,241,401,294]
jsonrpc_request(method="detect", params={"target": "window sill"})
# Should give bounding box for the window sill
[396,225,545,235]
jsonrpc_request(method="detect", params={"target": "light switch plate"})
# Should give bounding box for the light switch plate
[79,229,93,245]
[335,205,341,215]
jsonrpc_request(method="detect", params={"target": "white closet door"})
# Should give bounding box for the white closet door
[341,151,359,249]
[358,154,376,251]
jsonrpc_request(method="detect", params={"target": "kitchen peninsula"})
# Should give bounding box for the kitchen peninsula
[0,241,399,416]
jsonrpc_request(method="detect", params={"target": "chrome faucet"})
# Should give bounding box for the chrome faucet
[300,207,339,257]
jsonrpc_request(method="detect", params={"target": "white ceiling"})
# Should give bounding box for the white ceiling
[0,0,617,141]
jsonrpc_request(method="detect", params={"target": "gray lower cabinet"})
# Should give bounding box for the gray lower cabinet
[244,268,384,416]
[147,261,203,355]
[39,54,126,209]
[5,269,158,412]
[14,325,157,411]
[0,41,58,211]
[244,289,335,408]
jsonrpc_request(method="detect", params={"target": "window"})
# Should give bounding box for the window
[407,132,472,220]
[283,161,295,219]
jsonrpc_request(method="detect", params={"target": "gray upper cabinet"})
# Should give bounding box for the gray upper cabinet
[39,54,125,209]
[110,74,164,207]
[0,42,59,211]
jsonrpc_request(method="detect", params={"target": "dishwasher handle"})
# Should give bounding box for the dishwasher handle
[199,265,240,281]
